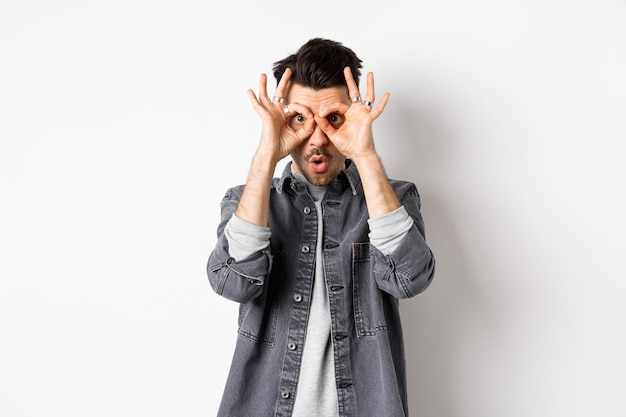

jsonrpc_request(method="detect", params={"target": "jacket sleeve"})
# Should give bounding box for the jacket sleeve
[371,183,436,299]
[206,187,273,303]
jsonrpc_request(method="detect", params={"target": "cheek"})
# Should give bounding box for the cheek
[291,143,307,159]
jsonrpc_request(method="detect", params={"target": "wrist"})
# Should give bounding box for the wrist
[349,152,382,168]
[250,149,281,175]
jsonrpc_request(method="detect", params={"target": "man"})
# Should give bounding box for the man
[207,38,435,417]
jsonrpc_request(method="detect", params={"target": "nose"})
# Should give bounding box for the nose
[308,123,329,148]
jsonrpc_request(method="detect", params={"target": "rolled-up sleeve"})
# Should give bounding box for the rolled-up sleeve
[207,188,273,303]
[368,206,413,255]
[370,184,436,299]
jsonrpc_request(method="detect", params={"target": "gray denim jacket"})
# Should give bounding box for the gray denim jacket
[207,161,435,417]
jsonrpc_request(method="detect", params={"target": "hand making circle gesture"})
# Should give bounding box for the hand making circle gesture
[246,68,315,165]
[314,67,390,161]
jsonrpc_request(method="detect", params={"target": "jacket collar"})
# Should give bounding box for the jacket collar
[276,160,361,195]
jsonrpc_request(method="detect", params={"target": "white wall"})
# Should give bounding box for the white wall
[1,1,624,416]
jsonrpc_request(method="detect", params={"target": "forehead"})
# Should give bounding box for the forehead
[286,84,351,109]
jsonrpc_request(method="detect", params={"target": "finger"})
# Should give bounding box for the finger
[247,88,266,114]
[363,72,376,107]
[284,102,314,120]
[273,67,292,104]
[370,92,390,118]
[317,103,350,118]
[313,114,336,136]
[343,67,362,102]
[295,116,316,140]
[257,73,272,105]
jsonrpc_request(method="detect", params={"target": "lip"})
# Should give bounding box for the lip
[309,155,329,173]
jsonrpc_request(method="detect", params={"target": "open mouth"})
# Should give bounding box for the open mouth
[309,156,329,173]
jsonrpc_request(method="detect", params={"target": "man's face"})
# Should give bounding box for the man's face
[286,84,351,186]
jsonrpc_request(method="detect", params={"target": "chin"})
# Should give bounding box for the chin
[310,178,331,186]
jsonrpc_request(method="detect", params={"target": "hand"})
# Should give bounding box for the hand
[247,68,315,165]
[314,67,390,161]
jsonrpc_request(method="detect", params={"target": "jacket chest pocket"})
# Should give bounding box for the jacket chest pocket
[237,251,283,347]
[352,243,387,337]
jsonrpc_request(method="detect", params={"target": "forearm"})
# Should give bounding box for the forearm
[350,153,401,218]
[235,152,277,227]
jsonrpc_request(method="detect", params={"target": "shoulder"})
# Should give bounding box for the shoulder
[220,177,283,202]
[220,184,245,201]
[388,178,420,198]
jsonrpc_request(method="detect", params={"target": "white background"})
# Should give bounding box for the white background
[1,0,625,416]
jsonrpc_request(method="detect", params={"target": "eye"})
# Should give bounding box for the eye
[288,113,306,128]
[327,113,344,127]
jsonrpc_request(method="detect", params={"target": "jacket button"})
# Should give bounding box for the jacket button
[281,390,290,399]
[303,207,311,214]
[301,245,310,253]
[293,294,302,302]
[287,342,297,350]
